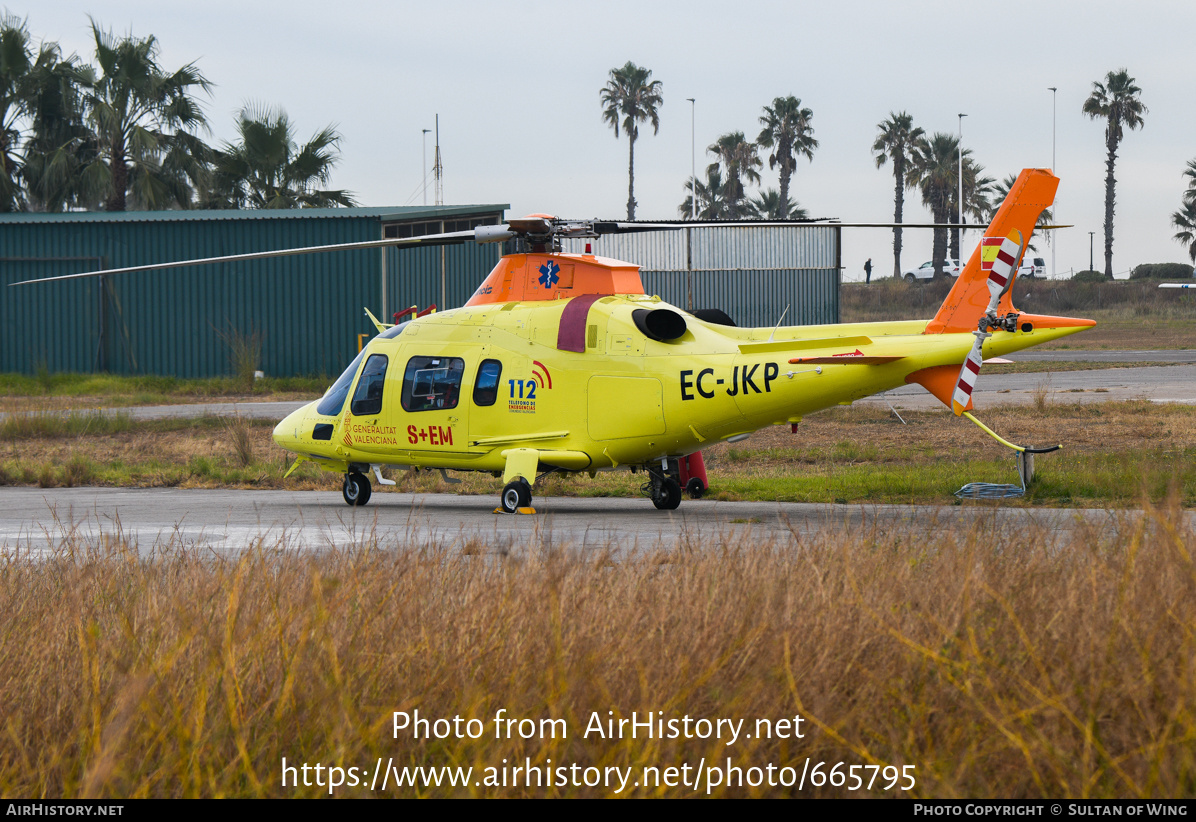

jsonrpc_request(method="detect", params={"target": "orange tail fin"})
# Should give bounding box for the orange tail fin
[925,168,1058,334]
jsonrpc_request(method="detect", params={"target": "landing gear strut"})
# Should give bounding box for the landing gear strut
[343,471,372,506]
[643,459,683,510]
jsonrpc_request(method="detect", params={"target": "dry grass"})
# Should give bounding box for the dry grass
[1,505,1194,798]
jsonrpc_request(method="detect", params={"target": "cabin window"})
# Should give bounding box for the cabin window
[402,356,465,412]
[473,360,503,406]
[350,354,389,416]
[316,350,366,416]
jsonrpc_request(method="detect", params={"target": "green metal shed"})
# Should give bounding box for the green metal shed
[0,205,507,378]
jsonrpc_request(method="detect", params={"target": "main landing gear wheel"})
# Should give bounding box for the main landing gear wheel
[685,477,705,499]
[343,472,372,507]
[652,477,682,510]
[501,478,532,513]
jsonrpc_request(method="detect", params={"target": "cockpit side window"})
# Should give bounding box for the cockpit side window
[473,360,502,406]
[402,356,465,412]
[316,350,365,416]
[350,354,389,416]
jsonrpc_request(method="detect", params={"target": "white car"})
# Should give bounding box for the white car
[1019,256,1047,278]
[903,259,961,282]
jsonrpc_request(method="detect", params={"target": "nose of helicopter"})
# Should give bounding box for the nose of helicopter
[273,402,314,452]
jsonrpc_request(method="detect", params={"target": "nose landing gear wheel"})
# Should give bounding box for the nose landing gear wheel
[652,477,682,510]
[343,472,372,506]
[500,478,532,513]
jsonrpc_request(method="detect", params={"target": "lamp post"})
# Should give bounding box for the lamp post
[1089,231,1095,272]
[687,98,696,220]
[686,97,696,309]
[1049,87,1057,279]
[958,113,967,258]
[421,129,430,206]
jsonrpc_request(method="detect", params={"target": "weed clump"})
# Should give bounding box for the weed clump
[215,324,264,393]
[222,414,254,467]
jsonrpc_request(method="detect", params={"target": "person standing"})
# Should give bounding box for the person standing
[864,258,872,284]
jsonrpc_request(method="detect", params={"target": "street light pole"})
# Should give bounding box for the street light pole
[686,97,696,310]
[958,113,967,260]
[1049,87,1057,279]
[687,98,696,220]
[1089,231,1095,272]
[421,129,430,206]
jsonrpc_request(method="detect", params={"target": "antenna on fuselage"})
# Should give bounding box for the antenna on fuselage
[433,114,443,206]
[766,304,790,342]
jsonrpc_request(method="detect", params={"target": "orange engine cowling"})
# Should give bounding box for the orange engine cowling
[464,252,646,306]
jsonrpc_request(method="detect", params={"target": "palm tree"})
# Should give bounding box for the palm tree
[22,45,94,212]
[599,61,662,220]
[1082,69,1147,278]
[947,156,995,260]
[0,13,35,211]
[707,131,761,219]
[678,167,729,219]
[78,19,211,211]
[1172,201,1196,264]
[872,112,927,277]
[0,16,94,213]
[747,187,808,220]
[1181,158,1196,207]
[756,96,817,209]
[990,174,1053,252]
[914,132,959,277]
[203,106,356,209]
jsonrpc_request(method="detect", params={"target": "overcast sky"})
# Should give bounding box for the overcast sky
[26,1,1196,281]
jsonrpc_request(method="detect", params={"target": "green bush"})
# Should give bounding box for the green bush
[1071,270,1109,283]
[1129,263,1195,280]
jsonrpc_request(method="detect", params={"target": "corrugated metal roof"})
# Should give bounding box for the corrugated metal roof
[0,204,509,225]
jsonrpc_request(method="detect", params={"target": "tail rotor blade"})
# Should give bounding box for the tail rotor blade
[981,229,1023,314]
[952,334,986,416]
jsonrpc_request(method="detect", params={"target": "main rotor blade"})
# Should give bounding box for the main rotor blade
[598,220,989,230]
[8,229,478,286]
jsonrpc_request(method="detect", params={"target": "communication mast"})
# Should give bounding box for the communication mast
[433,114,443,206]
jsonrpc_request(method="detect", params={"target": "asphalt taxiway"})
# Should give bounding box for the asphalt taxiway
[0,487,1169,555]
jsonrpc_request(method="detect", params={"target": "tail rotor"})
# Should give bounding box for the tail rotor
[950,229,1025,416]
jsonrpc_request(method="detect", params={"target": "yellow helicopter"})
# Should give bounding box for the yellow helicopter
[15,168,1091,513]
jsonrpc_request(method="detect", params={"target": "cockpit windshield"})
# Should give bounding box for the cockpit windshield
[316,350,365,417]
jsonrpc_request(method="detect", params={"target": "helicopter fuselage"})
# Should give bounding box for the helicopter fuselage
[271,289,1089,484]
